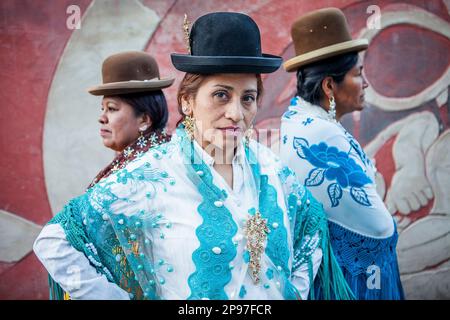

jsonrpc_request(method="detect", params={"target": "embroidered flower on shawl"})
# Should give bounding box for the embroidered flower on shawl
[282,110,298,120]
[117,169,132,184]
[123,147,134,157]
[293,137,372,207]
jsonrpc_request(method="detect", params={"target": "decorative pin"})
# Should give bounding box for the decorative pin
[183,13,191,54]
[244,211,269,284]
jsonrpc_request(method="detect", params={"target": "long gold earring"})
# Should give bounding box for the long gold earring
[182,114,195,140]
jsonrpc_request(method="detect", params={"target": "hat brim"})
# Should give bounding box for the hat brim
[171,53,282,74]
[283,39,369,72]
[87,78,175,96]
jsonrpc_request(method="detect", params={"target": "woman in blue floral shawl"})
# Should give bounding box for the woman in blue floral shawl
[280,8,404,299]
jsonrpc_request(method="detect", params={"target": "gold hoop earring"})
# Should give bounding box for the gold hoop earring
[182,115,195,140]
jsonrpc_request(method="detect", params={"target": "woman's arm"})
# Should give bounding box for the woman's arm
[33,223,130,300]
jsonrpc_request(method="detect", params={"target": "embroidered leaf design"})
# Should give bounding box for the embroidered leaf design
[283,110,297,119]
[293,137,309,159]
[327,183,343,207]
[304,168,325,186]
[350,187,371,207]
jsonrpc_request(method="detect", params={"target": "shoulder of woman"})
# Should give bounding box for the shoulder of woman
[90,150,168,196]
[249,140,284,174]
[293,119,347,143]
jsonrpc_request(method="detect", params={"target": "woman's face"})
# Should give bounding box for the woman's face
[184,74,258,158]
[98,97,147,152]
[334,56,369,117]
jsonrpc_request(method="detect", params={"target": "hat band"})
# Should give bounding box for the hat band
[127,77,159,83]
[284,39,368,71]
[171,53,282,74]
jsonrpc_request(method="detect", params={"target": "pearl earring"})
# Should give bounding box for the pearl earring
[328,96,336,121]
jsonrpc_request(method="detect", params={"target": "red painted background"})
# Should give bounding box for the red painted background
[0,0,448,299]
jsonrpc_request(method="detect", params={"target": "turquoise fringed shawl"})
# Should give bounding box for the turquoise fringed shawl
[278,168,354,300]
[46,192,145,300]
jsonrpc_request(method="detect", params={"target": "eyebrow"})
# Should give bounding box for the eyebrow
[103,99,117,104]
[213,84,257,93]
[213,84,233,90]
[103,100,118,106]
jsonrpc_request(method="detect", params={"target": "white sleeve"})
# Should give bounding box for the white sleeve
[33,223,130,300]
[290,240,323,300]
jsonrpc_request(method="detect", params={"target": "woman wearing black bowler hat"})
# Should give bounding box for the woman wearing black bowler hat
[38,12,352,300]
[167,12,349,300]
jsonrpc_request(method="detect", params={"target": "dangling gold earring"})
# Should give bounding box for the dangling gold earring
[244,124,254,147]
[182,114,195,140]
[139,127,146,137]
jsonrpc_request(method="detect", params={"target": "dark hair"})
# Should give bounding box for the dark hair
[175,73,264,126]
[296,52,358,105]
[113,90,169,131]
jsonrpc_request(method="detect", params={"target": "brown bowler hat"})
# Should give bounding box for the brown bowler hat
[88,51,175,96]
[283,8,368,72]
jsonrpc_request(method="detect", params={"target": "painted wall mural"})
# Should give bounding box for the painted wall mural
[0,0,448,299]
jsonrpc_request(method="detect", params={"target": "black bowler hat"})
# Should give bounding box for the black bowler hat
[171,12,282,74]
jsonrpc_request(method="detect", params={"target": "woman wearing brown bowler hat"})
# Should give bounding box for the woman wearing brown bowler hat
[280,8,404,299]
[33,51,174,299]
